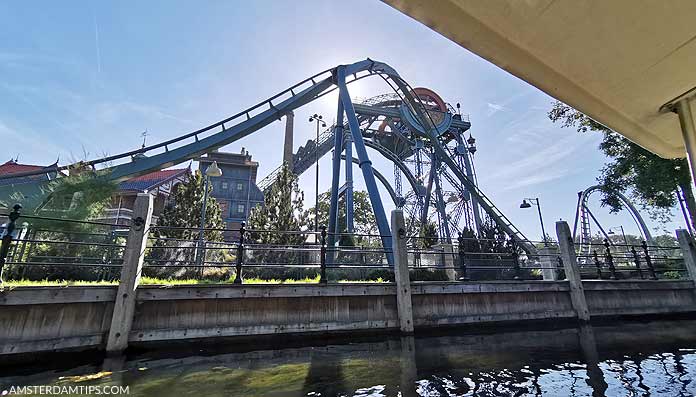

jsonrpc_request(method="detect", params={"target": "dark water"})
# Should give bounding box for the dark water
[3,320,696,396]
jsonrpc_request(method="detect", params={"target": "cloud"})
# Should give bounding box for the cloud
[486,102,505,117]
[93,10,102,74]
[501,167,572,191]
[484,131,596,192]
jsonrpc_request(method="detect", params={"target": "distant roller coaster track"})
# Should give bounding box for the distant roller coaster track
[0,59,536,256]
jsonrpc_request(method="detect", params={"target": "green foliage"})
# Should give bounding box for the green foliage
[4,172,120,282]
[148,170,226,279]
[306,190,377,235]
[247,163,308,244]
[154,170,223,242]
[39,172,117,223]
[418,222,439,248]
[548,101,695,230]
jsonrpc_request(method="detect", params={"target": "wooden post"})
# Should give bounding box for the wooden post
[106,193,153,354]
[556,221,590,322]
[676,229,696,281]
[391,210,414,333]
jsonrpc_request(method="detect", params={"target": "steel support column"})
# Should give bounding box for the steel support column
[432,159,452,244]
[677,97,696,196]
[344,132,355,233]
[459,144,482,232]
[337,66,393,264]
[326,100,345,254]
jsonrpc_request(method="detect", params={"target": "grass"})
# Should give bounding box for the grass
[1,275,389,287]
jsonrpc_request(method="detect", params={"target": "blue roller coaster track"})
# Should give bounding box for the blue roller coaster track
[0,59,536,260]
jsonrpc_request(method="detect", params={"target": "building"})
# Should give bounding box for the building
[0,159,61,209]
[0,159,62,225]
[197,149,264,231]
[99,168,190,226]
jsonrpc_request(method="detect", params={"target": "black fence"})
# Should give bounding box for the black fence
[0,205,130,284]
[576,239,686,280]
[0,204,689,285]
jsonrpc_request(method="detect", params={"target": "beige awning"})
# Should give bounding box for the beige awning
[383,0,696,158]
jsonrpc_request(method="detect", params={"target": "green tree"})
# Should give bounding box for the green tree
[247,163,308,244]
[305,190,377,236]
[6,172,118,282]
[419,221,439,248]
[548,101,696,230]
[154,170,223,242]
[148,170,225,279]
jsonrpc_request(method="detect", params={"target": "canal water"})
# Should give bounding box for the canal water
[3,320,696,396]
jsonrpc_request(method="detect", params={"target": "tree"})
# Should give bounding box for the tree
[305,190,377,236]
[6,172,118,281]
[418,221,439,248]
[548,101,696,231]
[148,170,224,278]
[154,170,223,242]
[247,163,308,245]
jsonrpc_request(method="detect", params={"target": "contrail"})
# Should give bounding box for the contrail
[93,10,101,73]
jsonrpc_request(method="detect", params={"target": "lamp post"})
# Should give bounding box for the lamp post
[520,197,548,246]
[309,113,326,232]
[196,161,223,268]
[607,226,629,246]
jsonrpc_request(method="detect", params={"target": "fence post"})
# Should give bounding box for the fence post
[641,241,657,280]
[442,244,456,281]
[234,222,245,284]
[556,221,590,322]
[319,225,327,284]
[0,204,21,285]
[676,229,696,281]
[539,247,558,281]
[457,234,468,280]
[592,250,602,279]
[631,246,644,279]
[604,239,618,280]
[510,238,521,280]
[106,193,153,354]
[391,210,414,334]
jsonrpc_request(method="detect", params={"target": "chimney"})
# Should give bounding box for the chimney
[283,111,294,168]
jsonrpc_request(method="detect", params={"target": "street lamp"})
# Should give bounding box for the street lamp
[309,113,326,232]
[196,161,223,268]
[607,226,629,246]
[520,197,548,246]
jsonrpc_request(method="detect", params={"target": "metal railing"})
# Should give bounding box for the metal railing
[575,239,685,280]
[143,224,394,284]
[0,202,689,285]
[0,205,130,284]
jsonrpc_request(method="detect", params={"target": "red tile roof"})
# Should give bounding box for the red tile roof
[0,160,47,176]
[119,168,189,191]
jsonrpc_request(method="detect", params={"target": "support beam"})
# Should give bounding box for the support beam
[106,193,153,353]
[344,132,354,233]
[327,101,344,251]
[676,229,696,281]
[677,97,696,194]
[556,220,590,322]
[337,66,393,264]
[391,210,414,333]
[458,136,482,232]
[282,111,294,168]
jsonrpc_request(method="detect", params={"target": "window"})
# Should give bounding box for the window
[236,182,244,191]
[237,204,245,214]
[221,182,228,190]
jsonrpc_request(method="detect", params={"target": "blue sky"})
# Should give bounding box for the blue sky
[0,0,686,239]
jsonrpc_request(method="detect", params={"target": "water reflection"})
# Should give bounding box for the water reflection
[3,320,696,396]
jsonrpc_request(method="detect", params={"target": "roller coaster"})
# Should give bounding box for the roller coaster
[573,185,654,256]
[0,59,538,262]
